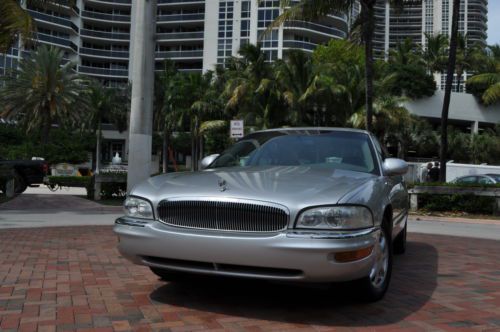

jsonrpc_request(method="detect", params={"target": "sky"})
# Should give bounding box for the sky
[488,1,500,45]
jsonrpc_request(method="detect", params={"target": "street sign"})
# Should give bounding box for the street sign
[230,120,244,138]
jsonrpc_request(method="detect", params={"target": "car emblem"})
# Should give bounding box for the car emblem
[218,179,227,192]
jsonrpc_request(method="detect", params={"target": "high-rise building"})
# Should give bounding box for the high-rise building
[0,0,351,86]
[374,0,488,90]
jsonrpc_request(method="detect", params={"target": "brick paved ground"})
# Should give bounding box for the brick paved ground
[0,227,499,332]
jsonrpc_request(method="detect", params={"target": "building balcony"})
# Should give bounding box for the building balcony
[78,65,128,77]
[155,50,203,59]
[158,0,205,4]
[157,13,204,23]
[28,10,79,32]
[34,33,78,52]
[80,47,129,58]
[283,21,347,39]
[85,0,131,6]
[80,29,130,41]
[156,31,204,41]
[81,10,130,23]
[282,40,318,52]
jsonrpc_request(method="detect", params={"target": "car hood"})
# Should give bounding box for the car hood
[132,166,377,210]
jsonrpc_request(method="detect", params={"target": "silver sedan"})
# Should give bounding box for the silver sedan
[114,128,409,301]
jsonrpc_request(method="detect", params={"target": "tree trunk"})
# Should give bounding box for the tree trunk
[439,0,460,182]
[162,128,169,173]
[95,121,102,175]
[362,0,375,132]
[41,109,51,145]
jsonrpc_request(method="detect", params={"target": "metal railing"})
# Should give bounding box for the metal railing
[155,50,203,59]
[78,66,128,77]
[157,13,204,22]
[156,31,204,40]
[81,10,130,22]
[80,47,129,58]
[80,29,130,40]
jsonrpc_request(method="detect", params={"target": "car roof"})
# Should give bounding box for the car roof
[250,127,371,135]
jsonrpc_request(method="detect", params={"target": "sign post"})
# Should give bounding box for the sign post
[230,120,244,139]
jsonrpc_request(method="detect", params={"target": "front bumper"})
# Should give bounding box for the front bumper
[114,217,380,282]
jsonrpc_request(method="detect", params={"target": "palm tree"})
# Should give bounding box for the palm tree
[454,34,482,93]
[270,0,418,132]
[466,50,500,106]
[87,80,128,173]
[439,0,460,182]
[421,33,449,74]
[0,45,89,145]
[0,1,71,52]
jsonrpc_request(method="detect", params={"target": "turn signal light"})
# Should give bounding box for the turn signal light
[334,246,374,263]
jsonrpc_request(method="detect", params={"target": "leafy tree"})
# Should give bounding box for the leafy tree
[271,0,421,132]
[0,1,72,51]
[87,80,129,172]
[466,45,500,106]
[0,45,89,145]
[421,33,449,73]
[383,39,436,98]
[455,34,483,92]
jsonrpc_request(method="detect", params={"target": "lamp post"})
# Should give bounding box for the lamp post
[127,0,157,191]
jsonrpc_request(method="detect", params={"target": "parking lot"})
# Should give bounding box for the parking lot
[1,224,500,332]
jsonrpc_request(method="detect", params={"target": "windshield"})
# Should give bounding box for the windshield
[210,131,379,175]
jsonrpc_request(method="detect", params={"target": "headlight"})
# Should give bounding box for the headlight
[296,206,373,230]
[123,196,154,219]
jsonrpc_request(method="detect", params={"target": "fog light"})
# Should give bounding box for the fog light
[334,246,373,263]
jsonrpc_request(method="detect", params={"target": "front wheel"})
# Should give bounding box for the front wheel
[13,171,27,194]
[357,224,393,302]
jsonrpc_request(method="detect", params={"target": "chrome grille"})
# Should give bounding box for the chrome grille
[157,200,289,232]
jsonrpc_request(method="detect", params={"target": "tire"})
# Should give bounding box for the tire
[13,171,27,194]
[356,221,393,302]
[393,221,407,255]
[149,267,184,282]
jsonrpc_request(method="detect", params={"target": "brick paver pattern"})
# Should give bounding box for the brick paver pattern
[1,226,500,332]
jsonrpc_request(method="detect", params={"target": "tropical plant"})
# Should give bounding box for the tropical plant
[0,0,72,52]
[422,33,449,73]
[0,45,89,145]
[466,46,500,106]
[454,34,483,92]
[383,38,436,99]
[270,0,421,132]
[87,80,129,173]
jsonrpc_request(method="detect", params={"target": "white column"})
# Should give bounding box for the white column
[471,121,479,135]
[127,0,157,192]
[202,1,220,72]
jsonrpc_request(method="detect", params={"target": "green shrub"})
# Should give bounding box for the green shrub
[418,193,496,214]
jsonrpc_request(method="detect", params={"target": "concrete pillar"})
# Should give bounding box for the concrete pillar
[127,0,157,192]
[384,0,390,60]
[410,194,418,212]
[471,121,479,135]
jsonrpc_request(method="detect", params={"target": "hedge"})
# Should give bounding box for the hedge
[417,193,496,214]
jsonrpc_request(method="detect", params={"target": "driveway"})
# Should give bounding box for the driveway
[0,193,121,229]
[1,194,500,331]
[0,226,500,331]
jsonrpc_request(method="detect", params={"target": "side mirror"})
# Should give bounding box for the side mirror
[200,154,220,170]
[383,158,408,176]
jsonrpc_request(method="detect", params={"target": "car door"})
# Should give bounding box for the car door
[371,136,407,236]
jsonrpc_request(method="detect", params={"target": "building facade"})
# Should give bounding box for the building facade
[0,0,351,86]
[374,0,488,90]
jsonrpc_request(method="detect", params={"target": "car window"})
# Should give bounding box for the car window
[478,176,494,185]
[457,176,477,184]
[211,131,380,175]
